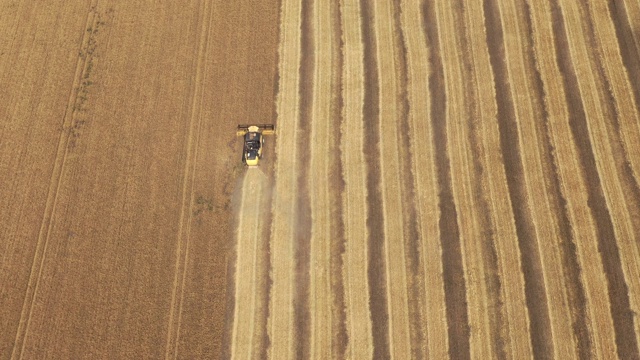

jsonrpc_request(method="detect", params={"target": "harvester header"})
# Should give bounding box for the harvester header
[236,124,275,136]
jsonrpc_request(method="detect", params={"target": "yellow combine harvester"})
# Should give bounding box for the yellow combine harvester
[236,124,275,166]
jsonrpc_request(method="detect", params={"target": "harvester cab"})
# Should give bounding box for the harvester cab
[236,124,275,166]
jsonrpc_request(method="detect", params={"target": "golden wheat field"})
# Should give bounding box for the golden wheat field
[2,0,640,359]
[1,0,277,358]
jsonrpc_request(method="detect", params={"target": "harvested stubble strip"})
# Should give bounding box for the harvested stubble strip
[497,0,581,357]
[462,0,534,357]
[559,0,640,357]
[588,0,640,191]
[371,0,413,358]
[308,0,338,357]
[585,0,640,350]
[529,0,617,357]
[398,0,449,358]
[339,0,374,357]
[267,0,303,357]
[437,2,496,359]
[231,170,266,359]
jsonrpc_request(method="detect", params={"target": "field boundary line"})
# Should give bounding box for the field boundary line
[10,2,100,358]
[163,1,213,358]
[293,0,314,356]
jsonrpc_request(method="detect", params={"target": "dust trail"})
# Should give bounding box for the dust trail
[230,168,270,360]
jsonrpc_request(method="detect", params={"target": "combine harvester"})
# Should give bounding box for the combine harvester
[236,124,275,166]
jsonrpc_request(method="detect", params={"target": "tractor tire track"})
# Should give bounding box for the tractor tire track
[339,0,374,357]
[164,1,214,357]
[401,1,450,358]
[256,181,275,360]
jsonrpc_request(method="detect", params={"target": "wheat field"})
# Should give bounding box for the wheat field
[1,0,639,359]
[1,0,278,358]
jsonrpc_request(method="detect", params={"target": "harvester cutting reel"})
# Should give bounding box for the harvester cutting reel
[236,124,275,136]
